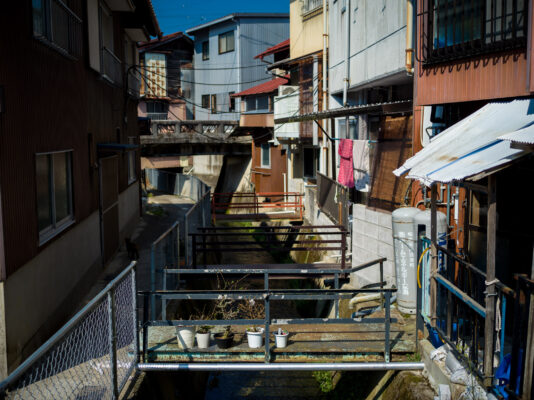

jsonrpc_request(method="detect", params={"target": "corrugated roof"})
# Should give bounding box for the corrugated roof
[231,76,289,97]
[394,99,534,186]
[186,13,289,35]
[498,125,534,144]
[255,39,290,60]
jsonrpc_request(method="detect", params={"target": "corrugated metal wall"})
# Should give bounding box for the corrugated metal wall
[0,1,139,278]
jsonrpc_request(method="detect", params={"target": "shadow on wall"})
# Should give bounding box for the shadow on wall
[215,155,253,194]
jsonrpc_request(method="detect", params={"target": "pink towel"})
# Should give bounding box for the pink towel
[338,139,354,188]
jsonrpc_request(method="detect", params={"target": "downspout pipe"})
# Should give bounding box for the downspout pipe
[322,0,329,175]
[343,0,351,139]
[405,0,415,74]
[138,362,425,372]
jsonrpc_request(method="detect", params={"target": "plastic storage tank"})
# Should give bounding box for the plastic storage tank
[392,207,422,314]
[415,209,448,321]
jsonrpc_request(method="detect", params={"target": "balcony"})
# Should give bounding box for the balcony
[419,0,527,65]
[147,113,168,120]
[101,47,122,86]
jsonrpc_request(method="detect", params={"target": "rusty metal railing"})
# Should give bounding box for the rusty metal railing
[211,192,303,222]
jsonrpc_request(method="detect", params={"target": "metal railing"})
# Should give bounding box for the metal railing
[189,224,348,270]
[211,192,304,222]
[150,221,180,320]
[140,258,395,364]
[419,237,534,397]
[317,172,350,229]
[146,112,168,120]
[0,262,138,400]
[101,47,122,86]
[418,0,528,65]
[34,0,82,59]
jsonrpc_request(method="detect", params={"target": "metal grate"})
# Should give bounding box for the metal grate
[418,0,527,65]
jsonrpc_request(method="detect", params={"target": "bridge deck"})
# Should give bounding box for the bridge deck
[143,310,415,363]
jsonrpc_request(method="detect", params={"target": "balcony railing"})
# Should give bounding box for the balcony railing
[101,47,122,86]
[34,0,82,59]
[302,0,322,15]
[146,113,168,120]
[418,0,528,65]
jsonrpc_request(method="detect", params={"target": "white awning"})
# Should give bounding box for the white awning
[394,99,534,186]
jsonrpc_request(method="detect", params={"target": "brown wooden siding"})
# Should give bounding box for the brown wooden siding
[0,1,140,278]
[415,0,533,106]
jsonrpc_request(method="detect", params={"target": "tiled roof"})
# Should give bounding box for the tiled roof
[138,31,186,50]
[231,76,289,97]
[255,39,290,60]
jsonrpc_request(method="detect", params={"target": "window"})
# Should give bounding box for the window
[245,95,270,112]
[146,101,168,120]
[202,41,210,60]
[338,118,358,140]
[127,137,137,184]
[218,30,235,54]
[422,0,527,64]
[302,0,322,14]
[36,151,74,244]
[211,94,217,113]
[32,0,82,58]
[202,94,210,109]
[261,143,271,168]
[303,147,319,178]
[229,92,235,112]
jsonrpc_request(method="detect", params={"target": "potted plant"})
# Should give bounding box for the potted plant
[273,328,289,348]
[176,326,195,349]
[246,326,264,348]
[196,325,213,349]
[213,326,234,349]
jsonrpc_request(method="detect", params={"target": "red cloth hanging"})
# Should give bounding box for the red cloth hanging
[337,139,354,188]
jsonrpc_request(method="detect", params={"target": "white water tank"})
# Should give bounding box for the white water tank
[392,207,422,314]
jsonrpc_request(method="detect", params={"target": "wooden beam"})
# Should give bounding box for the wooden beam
[430,184,438,327]
[483,174,497,387]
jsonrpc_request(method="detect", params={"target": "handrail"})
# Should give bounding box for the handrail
[0,261,137,393]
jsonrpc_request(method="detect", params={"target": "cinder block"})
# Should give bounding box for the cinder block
[353,232,365,249]
[362,236,379,254]
[378,226,393,244]
[363,221,378,239]
[353,204,366,220]
[378,211,392,228]
[364,207,379,225]
[378,242,394,260]
[354,220,365,234]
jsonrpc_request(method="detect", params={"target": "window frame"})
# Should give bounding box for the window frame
[218,30,235,54]
[260,143,271,168]
[202,41,210,60]
[201,94,210,109]
[35,150,75,245]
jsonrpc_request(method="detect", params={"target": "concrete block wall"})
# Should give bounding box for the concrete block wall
[351,204,396,288]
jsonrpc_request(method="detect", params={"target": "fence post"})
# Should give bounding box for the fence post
[335,272,339,319]
[143,295,149,363]
[108,289,119,399]
[341,230,346,270]
[384,291,391,363]
[380,261,384,308]
[264,294,271,363]
[132,265,139,364]
[185,217,189,267]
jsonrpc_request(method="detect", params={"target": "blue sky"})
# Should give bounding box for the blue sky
[151,0,290,36]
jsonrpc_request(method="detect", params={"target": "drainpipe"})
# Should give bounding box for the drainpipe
[405,0,415,74]
[343,0,351,139]
[322,0,329,175]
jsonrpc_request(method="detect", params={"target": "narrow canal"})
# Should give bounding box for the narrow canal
[133,221,434,399]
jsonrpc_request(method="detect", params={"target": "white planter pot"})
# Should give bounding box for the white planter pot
[274,333,288,348]
[176,327,195,349]
[246,328,264,348]
[196,332,211,349]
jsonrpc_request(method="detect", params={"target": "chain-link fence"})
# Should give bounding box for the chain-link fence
[0,263,137,400]
[150,221,180,319]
